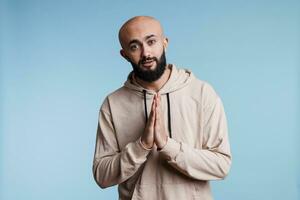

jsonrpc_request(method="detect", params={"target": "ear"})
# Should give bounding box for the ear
[120,49,130,62]
[163,37,169,52]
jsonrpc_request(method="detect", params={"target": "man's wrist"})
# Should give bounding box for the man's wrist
[157,136,168,151]
[139,138,153,150]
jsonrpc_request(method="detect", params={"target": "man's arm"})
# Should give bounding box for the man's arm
[92,99,151,188]
[159,94,232,181]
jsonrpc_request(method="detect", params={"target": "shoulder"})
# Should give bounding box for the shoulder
[99,86,129,113]
[189,74,220,107]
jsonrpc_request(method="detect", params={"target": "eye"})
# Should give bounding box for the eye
[129,44,139,51]
[147,39,156,46]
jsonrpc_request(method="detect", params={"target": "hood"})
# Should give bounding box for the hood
[124,64,194,98]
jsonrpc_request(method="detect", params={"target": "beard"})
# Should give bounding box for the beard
[130,50,167,83]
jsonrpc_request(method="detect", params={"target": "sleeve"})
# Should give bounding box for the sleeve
[158,91,232,181]
[92,99,151,188]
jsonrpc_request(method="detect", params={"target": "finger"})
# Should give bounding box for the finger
[148,95,156,125]
[150,110,156,127]
[156,100,165,125]
[155,104,160,122]
[154,94,158,110]
[156,94,160,107]
[154,107,159,131]
[151,94,156,109]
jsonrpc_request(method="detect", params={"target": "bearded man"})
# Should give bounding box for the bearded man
[93,16,232,200]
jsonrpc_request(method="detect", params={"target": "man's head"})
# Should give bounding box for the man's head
[119,16,169,82]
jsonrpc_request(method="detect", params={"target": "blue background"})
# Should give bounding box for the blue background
[1,0,299,199]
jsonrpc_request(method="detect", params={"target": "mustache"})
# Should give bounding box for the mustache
[139,57,158,64]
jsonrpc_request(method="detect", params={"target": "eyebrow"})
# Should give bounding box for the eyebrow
[128,39,141,46]
[128,34,157,46]
[145,34,156,40]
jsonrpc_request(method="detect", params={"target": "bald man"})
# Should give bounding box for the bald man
[93,16,232,200]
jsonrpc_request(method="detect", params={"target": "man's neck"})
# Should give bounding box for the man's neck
[135,64,172,92]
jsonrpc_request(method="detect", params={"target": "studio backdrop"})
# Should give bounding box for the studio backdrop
[0,0,299,199]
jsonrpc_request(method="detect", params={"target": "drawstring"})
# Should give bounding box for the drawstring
[166,93,172,138]
[142,90,172,138]
[143,90,148,123]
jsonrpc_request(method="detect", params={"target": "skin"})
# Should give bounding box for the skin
[119,16,169,149]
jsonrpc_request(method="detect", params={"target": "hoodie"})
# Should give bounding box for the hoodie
[93,64,232,200]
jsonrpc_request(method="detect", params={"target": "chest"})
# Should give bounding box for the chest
[111,93,204,149]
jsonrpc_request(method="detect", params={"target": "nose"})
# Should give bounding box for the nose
[141,43,151,59]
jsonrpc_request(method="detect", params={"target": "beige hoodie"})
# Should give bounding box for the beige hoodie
[93,64,232,200]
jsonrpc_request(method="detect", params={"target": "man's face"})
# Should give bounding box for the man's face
[130,49,167,82]
[119,17,168,82]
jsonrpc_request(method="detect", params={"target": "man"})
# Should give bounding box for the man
[93,16,232,200]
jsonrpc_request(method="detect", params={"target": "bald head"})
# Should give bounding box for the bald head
[118,16,169,83]
[118,16,165,48]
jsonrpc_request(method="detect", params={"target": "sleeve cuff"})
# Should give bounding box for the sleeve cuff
[158,138,181,161]
[123,137,152,163]
[139,137,153,151]
[123,139,151,163]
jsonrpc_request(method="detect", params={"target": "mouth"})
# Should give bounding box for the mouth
[141,60,155,68]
